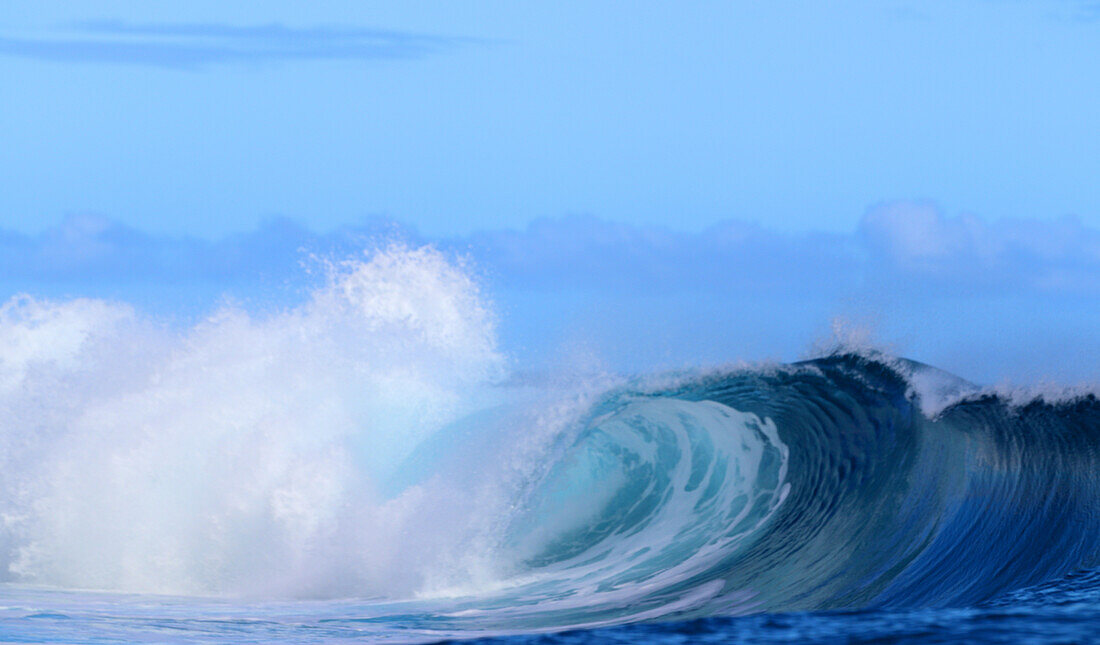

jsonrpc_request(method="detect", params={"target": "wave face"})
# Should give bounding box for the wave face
[403,355,1100,631]
[2,246,1100,638]
[644,357,1100,615]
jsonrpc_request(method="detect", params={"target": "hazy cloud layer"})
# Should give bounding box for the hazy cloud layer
[861,202,1100,294]
[0,21,473,69]
[3,203,1100,299]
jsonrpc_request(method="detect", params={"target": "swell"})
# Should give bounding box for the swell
[650,354,1100,614]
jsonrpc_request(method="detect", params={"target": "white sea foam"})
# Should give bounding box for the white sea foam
[0,245,578,598]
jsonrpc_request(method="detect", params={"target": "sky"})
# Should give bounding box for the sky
[2,1,1100,384]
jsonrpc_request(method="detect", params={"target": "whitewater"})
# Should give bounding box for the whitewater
[2,245,1100,643]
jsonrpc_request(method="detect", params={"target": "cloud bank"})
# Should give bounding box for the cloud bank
[0,21,473,69]
[4,203,1100,298]
[860,202,1100,294]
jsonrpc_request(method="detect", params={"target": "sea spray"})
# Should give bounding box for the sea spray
[0,245,541,597]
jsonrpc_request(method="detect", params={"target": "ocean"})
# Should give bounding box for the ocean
[2,247,1099,643]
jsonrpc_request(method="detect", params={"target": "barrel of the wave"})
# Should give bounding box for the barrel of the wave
[497,394,791,625]
[669,355,1100,613]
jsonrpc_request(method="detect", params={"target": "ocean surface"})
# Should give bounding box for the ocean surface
[2,248,1099,643]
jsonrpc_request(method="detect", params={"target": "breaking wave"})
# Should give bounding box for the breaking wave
[2,244,1099,634]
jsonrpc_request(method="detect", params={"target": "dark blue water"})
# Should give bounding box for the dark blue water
[450,589,1100,645]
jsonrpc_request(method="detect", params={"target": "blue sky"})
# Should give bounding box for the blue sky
[5,1,1100,236]
[2,1,1100,383]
